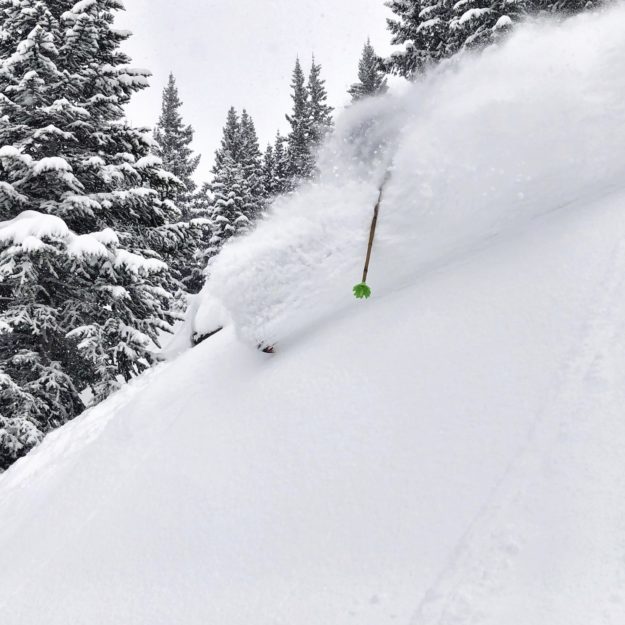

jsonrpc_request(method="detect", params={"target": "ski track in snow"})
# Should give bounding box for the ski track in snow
[411,214,625,625]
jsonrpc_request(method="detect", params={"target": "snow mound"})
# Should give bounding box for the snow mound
[201,4,625,347]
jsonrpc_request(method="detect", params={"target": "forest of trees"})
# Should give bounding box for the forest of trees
[0,0,604,469]
[384,0,602,76]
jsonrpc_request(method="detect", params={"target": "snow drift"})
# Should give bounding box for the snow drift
[2,5,625,625]
[198,3,625,346]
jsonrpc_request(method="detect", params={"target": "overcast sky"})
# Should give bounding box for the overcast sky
[117,0,393,180]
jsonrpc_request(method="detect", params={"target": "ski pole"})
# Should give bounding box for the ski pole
[353,170,392,299]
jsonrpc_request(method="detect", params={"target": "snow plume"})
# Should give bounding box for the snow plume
[199,3,625,346]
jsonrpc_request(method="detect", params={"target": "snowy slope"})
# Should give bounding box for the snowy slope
[2,5,625,625]
[1,188,625,625]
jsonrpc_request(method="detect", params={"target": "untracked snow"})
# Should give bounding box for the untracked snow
[2,5,625,625]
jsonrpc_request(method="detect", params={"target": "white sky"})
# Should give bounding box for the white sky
[117,0,393,180]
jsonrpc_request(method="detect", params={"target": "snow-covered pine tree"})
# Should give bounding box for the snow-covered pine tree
[239,109,264,220]
[209,153,249,253]
[384,0,449,78]
[285,57,313,187]
[533,0,602,13]
[208,106,242,253]
[208,107,264,255]
[185,181,213,292]
[262,143,277,197]
[214,106,243,170]
[348,39,389,102]
[447,0,529,53]
[283,57,333,188]
[307,57,333,147]
[0,211,86,471]
[190,182,213,221]
[0,0,180,469]
[260,130,292,200]
[153,73,201,214]
[384,0,530,77]
[272,131,289,195]
[153,73,207,294]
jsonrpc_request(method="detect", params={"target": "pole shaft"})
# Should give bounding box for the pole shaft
[362,172,390,284]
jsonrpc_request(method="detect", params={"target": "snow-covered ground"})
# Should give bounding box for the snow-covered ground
[2,5,625,625]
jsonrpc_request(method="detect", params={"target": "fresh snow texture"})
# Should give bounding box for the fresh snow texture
[200,4,625,348]
[67,233,109,258]
[114,249,167,273]
[32,156,73,175]
[0,210,69,243]
[2,5,625,625]
[70,0,97,13]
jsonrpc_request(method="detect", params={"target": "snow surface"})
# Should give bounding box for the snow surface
[70,0,97,13]
[0,210,69,243]
[32,156,73,176]
[2,5,625,625]
[458,8,492,25]
[114,249,167,273]
[67,233,109,258]
[135,154,162,168]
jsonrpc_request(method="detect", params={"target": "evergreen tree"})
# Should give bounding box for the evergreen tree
[384,0,527,77]
[214,106,243,170]
[448,0,528,53]
[209,154,249,252]
[190,182,213,221]
[208,108,264,255]
[261,132,291,200]
[283,57,334,187]
[384,0,604,78]
[384,0,445,78]
[272,132,289,194]
[0,0,180,468]
[239,109,264,219]
[262,143,277,197]
[534,0,601,13]
[153,72,201,214]
[153,73,206,293]
[348,39,389,102]
[307,57,334,147]
[185,182,214,292]
[285,58,313,185]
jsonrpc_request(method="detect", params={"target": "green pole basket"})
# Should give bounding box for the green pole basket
[353,282,372,299]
